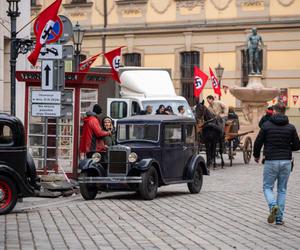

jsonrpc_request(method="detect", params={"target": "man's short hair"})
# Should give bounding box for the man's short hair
[207,95,214,101]
[177,105,184,112]
[93,104,102,115]
[273,103,286,115]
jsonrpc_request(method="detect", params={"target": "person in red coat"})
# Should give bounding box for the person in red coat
[80,104,111,159]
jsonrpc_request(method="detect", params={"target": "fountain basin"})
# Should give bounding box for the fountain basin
[230,87,280,103]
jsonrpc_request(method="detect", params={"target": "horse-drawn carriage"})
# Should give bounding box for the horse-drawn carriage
[195,102,253,168]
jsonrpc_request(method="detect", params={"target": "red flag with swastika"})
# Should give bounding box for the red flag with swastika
[193,66,208,97]
[27,0,62,66]
[104,46,125,83]
[209,67,222,97]
[79,53,102,72]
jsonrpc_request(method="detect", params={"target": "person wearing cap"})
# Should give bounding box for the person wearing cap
[79,104,111,159]
[254,103,300,225]
[259,106,273,128]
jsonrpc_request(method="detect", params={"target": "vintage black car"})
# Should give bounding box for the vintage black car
[0,113,38,215]
[78,115,209,200]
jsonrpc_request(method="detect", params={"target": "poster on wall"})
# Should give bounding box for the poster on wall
[278,88,288,106]
[292,95,299,106]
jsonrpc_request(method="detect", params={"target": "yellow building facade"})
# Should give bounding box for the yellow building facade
[32,0,300,124]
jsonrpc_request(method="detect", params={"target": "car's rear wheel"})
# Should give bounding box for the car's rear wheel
[139,166,158,200]
[188,164,203,194]
[0,176,18,215]
[79,172,98,200]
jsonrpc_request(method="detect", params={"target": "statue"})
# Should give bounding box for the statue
[247,27,264,75]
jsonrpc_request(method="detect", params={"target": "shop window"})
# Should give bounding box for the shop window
[123,53,141,66]
[180,51,199,105]
[28,87,75,173]
[0,125,13,145]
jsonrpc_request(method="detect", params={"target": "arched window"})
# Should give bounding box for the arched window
[180,51,199,105]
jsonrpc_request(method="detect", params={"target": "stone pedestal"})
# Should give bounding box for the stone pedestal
[230,75,280,132]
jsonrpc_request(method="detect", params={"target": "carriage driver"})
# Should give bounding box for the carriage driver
[206,95,228,123]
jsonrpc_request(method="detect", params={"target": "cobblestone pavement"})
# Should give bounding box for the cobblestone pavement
[1,153,300,250]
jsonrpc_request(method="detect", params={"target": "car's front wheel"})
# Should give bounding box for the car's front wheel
[79,172,98,200]
[188,164,203,194]
[0,175,18,215]
[139,166,158,200]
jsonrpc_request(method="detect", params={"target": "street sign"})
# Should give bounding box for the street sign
[32,104,61,117]
[39,44,63,59]
[34,16,63,44]
[62,45,74,60]
[41,60,54,90]
[31,91,61,104]
[58,15,73,44]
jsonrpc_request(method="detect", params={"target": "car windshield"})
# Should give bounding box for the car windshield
[141,100,194,118]
[118,124,159,142]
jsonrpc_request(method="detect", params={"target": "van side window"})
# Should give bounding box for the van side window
[131,101,141,115]
[0,124,13,145]
[164,124,182,144]
[110,101,128,119]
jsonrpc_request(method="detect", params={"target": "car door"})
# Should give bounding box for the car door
[162,123,185,180]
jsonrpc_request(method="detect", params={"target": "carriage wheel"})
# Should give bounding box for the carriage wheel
[243,136,252,164]
[228,140,233,166]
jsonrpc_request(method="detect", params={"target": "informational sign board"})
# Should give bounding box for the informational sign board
[41,60,54,90]
[31,91,61,104]
[32,104,61,117]
[39,44,63,59]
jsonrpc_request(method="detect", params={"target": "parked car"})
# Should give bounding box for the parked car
[0,113,38,215]
[78,115,209,200]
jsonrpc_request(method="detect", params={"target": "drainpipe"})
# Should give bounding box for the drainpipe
[102,0,107,65]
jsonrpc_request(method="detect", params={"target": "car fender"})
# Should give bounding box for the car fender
[0,165,34,196]
[134,158,164,185]
[79,159,106,176]
[185,154,209,180]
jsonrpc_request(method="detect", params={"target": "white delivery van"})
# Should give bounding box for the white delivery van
[107,70,194,122]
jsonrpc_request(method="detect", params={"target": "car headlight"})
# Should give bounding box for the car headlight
[128,152,138,163]
[92,153,101,163]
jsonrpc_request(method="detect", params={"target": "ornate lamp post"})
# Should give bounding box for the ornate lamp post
[7,0,33,116]
[215,63,224,100]
[73,22,85,71]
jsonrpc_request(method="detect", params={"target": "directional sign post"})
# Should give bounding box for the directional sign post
[42,60,54,90]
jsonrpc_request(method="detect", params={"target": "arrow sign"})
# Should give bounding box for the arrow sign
[42,60,54,90]
[39,44,63,59]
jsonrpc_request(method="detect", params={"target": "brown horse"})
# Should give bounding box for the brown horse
[195,101,225,169]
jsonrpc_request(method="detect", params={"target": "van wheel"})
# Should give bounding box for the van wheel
[139,166,158,200]
[79,172,98,200]
[0,176,18,215]
[188,164,203,194]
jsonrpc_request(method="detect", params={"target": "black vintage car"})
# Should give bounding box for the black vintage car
[0,113,38,215]
[78,115,209,200]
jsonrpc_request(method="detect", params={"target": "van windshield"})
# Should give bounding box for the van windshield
[141,100,194,118]
[118,124,159,142]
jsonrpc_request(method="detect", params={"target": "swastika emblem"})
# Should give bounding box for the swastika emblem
[113,56,121,71]
[195,77,203,89]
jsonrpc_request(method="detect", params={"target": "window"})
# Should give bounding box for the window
[131,101,141,115]
[123,53,141,66]
[72,0,87,3]
[180,51,200,105]
[31,0,37,5]
[110,101,128,119]
[185,125,195,144]
[0,125,13,145]
[118,124,159,142]
[164,124,182,144]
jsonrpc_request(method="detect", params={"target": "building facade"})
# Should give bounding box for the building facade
[0,1,31,121]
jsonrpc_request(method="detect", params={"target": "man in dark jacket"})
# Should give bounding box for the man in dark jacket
[254,103,300,225]
[80,105,111,159]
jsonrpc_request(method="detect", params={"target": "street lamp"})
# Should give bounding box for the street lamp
[73,22,85,71]
[7,0,33,116]
[215,63,224,100]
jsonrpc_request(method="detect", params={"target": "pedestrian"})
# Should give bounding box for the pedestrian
[177,105,185,116]
[102,116,116,147]
[259,106,273,128]
[206,95,228,118]
[156,104,165,114]
[79,104,111,159]
[253,103,300,225]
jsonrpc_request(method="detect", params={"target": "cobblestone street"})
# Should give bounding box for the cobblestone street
[1,153,300,250]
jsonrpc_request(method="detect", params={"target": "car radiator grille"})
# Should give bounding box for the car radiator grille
[109,151,127,174]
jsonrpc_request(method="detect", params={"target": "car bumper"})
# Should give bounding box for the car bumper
[78,176,142,184]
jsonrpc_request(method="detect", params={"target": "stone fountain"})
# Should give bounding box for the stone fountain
[229,28,280,131]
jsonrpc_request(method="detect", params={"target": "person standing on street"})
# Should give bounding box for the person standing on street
[253,103,300,225]
[80,104,111,159]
